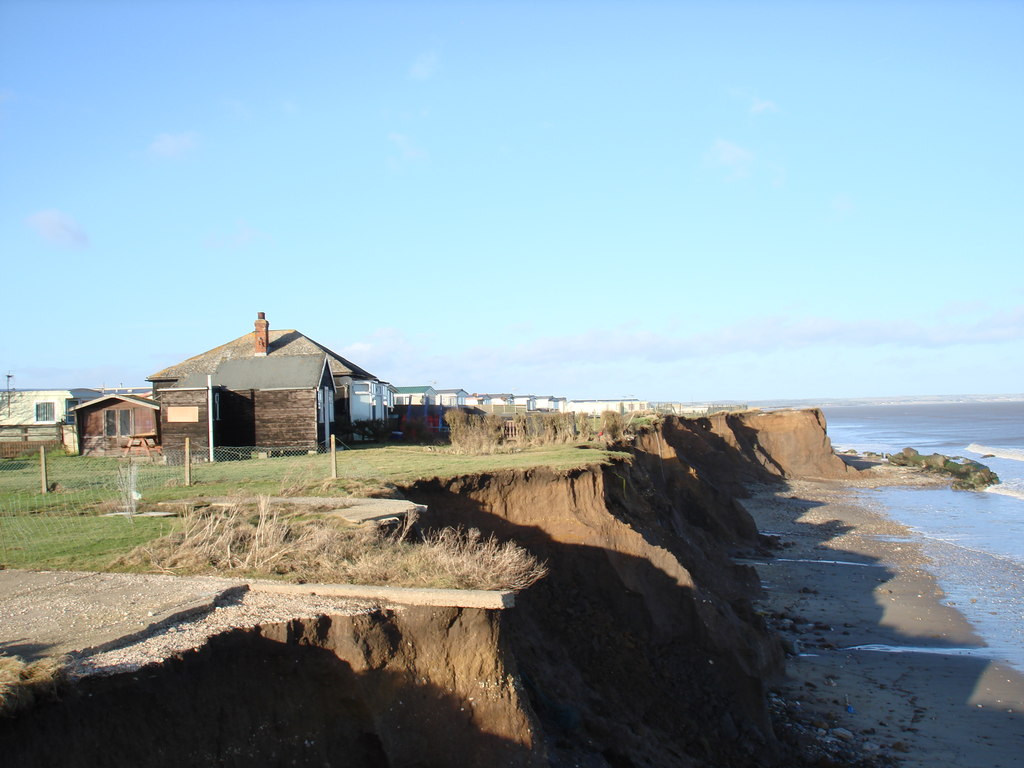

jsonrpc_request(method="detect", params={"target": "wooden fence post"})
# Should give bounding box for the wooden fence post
[39,445,48,494]
[330,434,338,480]
[184,437,192,487]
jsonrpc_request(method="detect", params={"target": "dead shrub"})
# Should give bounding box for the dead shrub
[118,498,547,592]
[0,655,67,717]
[601,411,625,442]
[444,410,507,454]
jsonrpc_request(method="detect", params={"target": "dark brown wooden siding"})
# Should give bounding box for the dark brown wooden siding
[253,389,317,448]
[77,402,160,456]
[157,389,210,454]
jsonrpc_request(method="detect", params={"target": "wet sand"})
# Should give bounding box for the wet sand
[741,463,1024,767]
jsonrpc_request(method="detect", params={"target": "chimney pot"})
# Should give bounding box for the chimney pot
[254,312,269,356]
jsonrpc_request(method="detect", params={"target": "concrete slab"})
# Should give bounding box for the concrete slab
[249,580,515,609]
[162,496,426,525]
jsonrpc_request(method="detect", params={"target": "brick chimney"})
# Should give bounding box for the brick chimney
[254,312,269,356]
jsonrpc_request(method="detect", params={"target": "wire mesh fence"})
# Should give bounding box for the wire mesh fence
[0,441,385,569]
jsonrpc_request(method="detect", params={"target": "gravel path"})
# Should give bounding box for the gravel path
[70,588,374,679]
[0,569,373,678]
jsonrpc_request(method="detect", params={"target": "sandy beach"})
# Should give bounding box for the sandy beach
[741,461,1024,767]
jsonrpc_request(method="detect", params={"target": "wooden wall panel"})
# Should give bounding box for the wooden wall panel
[253,389,317,448]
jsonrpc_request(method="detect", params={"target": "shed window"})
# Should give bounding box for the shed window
[34,402,55,422]
[104,409,133,437]
[65,399,79,424]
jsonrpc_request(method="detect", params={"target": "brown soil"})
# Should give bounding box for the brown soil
[1,409,884,767]
[0,607,545,767]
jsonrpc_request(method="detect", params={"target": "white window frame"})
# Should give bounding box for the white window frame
[34,401,57,423]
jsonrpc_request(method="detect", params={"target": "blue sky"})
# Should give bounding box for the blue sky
[2,1,1022,402]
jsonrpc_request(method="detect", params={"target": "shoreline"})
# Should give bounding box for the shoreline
[741,463,1024,767]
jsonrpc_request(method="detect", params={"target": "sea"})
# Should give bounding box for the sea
[820,400,1024,673]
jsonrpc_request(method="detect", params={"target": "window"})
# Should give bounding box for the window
[34,402,56,423]
[104,409,134,437]
[65,399,79,424]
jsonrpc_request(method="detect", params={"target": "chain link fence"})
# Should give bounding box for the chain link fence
[0,441,382,568]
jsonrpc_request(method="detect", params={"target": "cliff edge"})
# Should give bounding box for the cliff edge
[1,409,854,767]
[404,409,851,766]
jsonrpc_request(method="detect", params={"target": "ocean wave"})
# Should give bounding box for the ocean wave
[966,443,1024,462]
[985,481,1024,502]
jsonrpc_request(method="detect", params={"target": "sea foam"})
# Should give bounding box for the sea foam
[967,443,1024,462]
[985,479,1024,502]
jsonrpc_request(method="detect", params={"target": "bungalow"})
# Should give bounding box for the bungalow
[511,394,538,411]
[73,394,161,457]
[533,395,567,412]
[565,398,649,415]
[465,393,515,407]
[434,388,468,407]
[0,388,102,453]
[148,312,387,454]
[393,386,437,406]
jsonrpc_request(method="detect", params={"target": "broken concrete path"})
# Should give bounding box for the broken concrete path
[160,495,426,525]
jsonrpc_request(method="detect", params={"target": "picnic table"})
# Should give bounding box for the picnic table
[122,432,162,457]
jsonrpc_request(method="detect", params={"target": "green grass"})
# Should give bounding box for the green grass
[0,515,177,570]
[0,443,627,571]
[333,444,629,485]
[0,444,625,509]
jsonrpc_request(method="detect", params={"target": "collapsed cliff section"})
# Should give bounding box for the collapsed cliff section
[0,607,546,768]
[648,409,854,494]
[403,409,853,768]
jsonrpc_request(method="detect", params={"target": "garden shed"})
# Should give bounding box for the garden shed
[73,394,161,457]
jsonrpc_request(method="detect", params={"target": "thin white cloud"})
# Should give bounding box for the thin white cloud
[708,138,754,178]
[26,209,89,248]
[388,132,426,161]
[149,131,199,157]
[336,307,1024,398]
[410,51,439,81]
[751,97,779,114]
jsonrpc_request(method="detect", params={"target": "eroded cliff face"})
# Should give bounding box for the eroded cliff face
[0,607,546,768]
[2,409,850,768]
[403,411,842,767]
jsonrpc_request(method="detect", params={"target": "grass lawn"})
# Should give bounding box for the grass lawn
[0,515,177,571]
[332,444,629,485]
[0,443,628,571]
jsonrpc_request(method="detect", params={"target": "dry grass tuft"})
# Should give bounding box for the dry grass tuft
[0,654,68,717]
[118,498,547,592]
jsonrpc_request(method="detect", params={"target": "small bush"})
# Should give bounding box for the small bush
[445,410,506,454]
[400,417,435,444]
[352,420,392,443]
[600,411,625,442]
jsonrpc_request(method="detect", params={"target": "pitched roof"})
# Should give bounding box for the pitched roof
[149,329,374,382]
[73,394,160,411]
[175,354,330,391]
[393,385,436,394]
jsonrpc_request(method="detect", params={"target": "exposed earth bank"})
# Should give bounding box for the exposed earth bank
[2,409,859,767]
